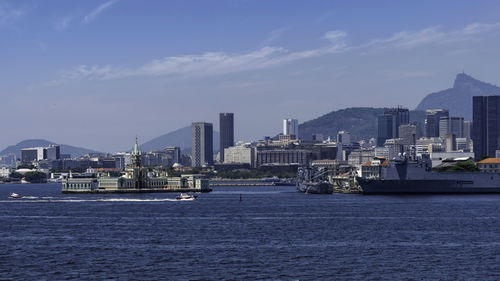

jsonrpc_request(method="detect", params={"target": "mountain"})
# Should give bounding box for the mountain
[139,126,220,153]
[299,107,425,141]
[416,73,500,120]
[0,139,100,159]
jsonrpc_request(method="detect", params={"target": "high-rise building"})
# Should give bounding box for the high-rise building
[473,96,500,159]
[283,119,299,139]
[439,117,464,138]
[398,123,421,145]
[464,121,472,140]
[385,107,410,137]
[21,145,60,162]
[425,109,449,137]
[337,131,351,145]
[164,146,181,164]
[377,114,393,146]
[377,107,410,146]
[45,145,60,160]
[219,113,234,163]
[21,148,40,162]
[191,122,213,167]
[444,134,457,152]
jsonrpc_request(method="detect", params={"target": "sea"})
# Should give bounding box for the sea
[2,183,500,280]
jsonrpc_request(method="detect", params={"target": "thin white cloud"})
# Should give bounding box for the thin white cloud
[261,27,288,46]
[61,47,289,81]
[53,22,500,83]
[462,22,500,35]
[0,3,25,27]
[58,37,351,82]
[82,0,118,24]
[365,22,500,50]
[323,30,347,43]
[55,16,73,31]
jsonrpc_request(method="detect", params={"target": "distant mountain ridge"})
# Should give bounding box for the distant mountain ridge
[0,139,100,159]
[416,73,500,120]
[299,107,425,141]
[139,126,220,153]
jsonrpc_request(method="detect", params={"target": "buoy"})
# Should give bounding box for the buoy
[239,194,242,202]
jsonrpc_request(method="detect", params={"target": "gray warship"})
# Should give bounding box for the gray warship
[296,166,333,194]
[357,154,500,194]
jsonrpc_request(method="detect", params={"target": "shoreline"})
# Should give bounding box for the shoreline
[62,188,212,194]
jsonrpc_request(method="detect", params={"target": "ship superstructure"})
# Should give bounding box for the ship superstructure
[357,153,500,194]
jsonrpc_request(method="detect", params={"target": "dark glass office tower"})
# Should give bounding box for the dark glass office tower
[473,96,500,160]
[425,109,449,137]
[377,114,393,146]
[219,113,234,162]
[377,107,409,146]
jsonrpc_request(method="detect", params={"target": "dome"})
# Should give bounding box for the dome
[15,168,36,174]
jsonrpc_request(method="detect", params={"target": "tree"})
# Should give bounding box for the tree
[24,171,47,183]
[436,161,479,172]
[17,163,35,169]
[9,171,23,179]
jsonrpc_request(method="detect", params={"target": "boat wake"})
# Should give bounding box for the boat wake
[1,198,186,203]
[97,198,179,202]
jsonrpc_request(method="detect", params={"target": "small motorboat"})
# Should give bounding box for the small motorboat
[176,193,197,201]
[8,193,21,199]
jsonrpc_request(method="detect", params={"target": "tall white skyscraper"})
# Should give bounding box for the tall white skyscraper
[283,119,299,139]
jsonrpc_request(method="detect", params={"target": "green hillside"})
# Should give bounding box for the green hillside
[0,139,100,159]
[139,126,220,153]
[299,107,425,141]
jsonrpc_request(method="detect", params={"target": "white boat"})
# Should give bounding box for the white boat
[176,193,197,201]
[8,193,21,199]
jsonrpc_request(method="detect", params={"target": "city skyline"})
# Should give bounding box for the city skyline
[2,0,500,151]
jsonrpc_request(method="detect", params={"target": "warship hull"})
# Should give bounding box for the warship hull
[357,176,500,195]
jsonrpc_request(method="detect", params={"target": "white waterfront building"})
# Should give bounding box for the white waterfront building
[223,144,255,167]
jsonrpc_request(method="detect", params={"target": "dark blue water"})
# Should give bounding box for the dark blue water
[2,184,500,280]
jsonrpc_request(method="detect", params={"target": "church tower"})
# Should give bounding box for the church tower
[131,137,144,188]
[132,136,142,167]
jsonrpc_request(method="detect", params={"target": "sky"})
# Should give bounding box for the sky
[2,0,500,152]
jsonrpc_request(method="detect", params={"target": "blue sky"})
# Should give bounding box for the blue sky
[2,0,500,152]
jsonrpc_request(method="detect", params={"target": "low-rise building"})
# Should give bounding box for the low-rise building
[477,158,500,173]
[348,149,375,175]
[0,154,16,168]
[256,149,311,168]
[62,140,210,192]
[0,167,11,178]
[361,157,389,179]
[224,144,255,167]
